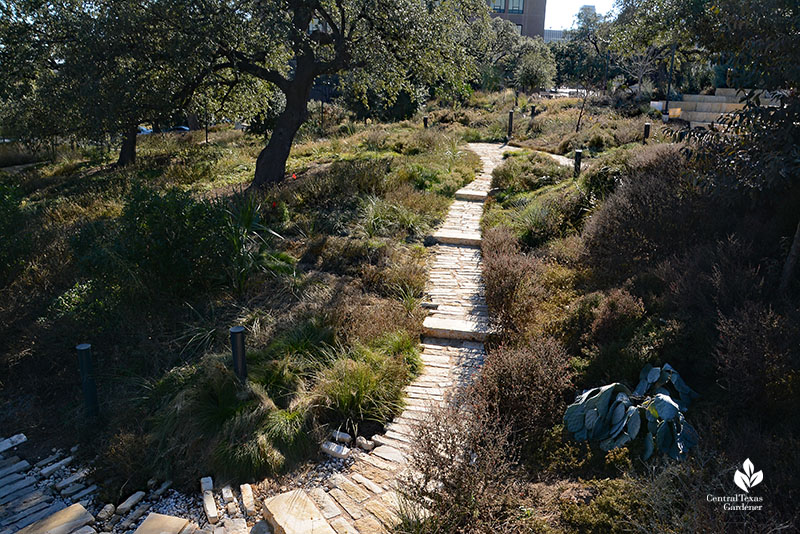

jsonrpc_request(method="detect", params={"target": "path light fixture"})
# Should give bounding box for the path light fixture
[76,343,99,417]
[230,326,247,381]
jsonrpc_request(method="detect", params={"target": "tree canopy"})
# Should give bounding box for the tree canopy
[0,0,489,184]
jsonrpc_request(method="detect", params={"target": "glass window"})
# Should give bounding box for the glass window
[509,0,523,14]
[490,0,505,13]
[515,24,522,35]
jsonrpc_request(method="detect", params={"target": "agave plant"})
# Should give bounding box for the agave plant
[563,363,699,461]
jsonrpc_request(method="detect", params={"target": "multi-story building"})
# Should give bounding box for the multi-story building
[488,0,547,38]
[543,28,565,43]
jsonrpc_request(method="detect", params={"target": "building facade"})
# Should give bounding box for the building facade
[543,28,565,43]
[489,0,547,38]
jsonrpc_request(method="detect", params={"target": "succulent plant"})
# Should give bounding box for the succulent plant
[563,363,699,460]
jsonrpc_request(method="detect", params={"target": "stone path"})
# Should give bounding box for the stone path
[256,142,517,534]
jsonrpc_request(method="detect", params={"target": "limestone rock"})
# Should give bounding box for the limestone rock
[263,490,335,534]
[355,436,375,451]
[320,441,350,459]
[239,484,256,516]
[202,490,218,525]
[116,490,145,516]
[331,430,352,444]
[97,504,115,521]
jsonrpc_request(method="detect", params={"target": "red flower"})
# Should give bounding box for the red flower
[292,173,297,180]
[272,201,277,208]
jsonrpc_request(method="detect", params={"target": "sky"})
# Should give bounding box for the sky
[544,0,616,30]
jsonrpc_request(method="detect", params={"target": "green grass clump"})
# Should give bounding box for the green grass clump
[491,151,571,193]
[312,344,409,435]
[485,180,588,248]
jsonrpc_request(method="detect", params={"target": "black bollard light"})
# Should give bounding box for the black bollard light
[574,149,583,177]
[423,116,429,129]
[230,326,247,382]
[643,122,651,144]
[507,110,514,140]
[76,344,99,417]
[531,105,536,118]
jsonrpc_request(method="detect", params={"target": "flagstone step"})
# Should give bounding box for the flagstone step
[422,316,490,341]
[454,188,488,201]
[264,489,336,534]
[133,512,189,534]
[431,229,481,246]
[17,502,89,534]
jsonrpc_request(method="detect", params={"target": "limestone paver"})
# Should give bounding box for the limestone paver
[263,490,336,534]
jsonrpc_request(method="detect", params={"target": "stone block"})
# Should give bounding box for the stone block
[202,491,218,525]
[17,503,92,534]
[320,441,350,459]
[131,513,188,534]
[263,490,335,534]
[116,491,145,515]
[239,484,256,516]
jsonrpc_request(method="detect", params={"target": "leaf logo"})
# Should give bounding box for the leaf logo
[734,458,763,493]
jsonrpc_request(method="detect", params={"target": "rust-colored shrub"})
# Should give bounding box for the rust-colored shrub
[581,144,705,281]
[475,337,573,445]
[715,301,800,417]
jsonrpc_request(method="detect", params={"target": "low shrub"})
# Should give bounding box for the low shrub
[0,183,30,284]
[715,301,800,418]
[397,398,531,534]
[481,226,541,334]
[579,146,635,201]
[75,185,231,296]
[514,181,587,248]
[581,144,704,281]
[475,338,573,447]
[559,478,650,534]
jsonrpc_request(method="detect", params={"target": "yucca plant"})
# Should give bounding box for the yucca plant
[223,194,295,295]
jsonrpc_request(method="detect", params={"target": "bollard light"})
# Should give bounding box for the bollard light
[230,326,247,382]
[507,110,514,140]
[76,343,99,417]
[643,122,651,144]
[574,149,583,177]
[423,116,429,129]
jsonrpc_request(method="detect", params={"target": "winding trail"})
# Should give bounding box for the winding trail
[257,143,518,534]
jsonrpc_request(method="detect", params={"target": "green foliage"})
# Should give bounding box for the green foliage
[312,344,411,435]
[224,195,295,295]
[74,185,292,298]
[491,151,571,193]
[560,479,650,534]
[513,37,557,92]
[488,180,588,248]
[0,183,29,284]
[77,185,230,296]
[563,364,699,460]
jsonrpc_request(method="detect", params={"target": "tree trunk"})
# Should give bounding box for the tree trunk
[576,89,589,133]
[117,126,138,167]
[251,73,314,189]
[778,219,800,294]
[187,113,201,130]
